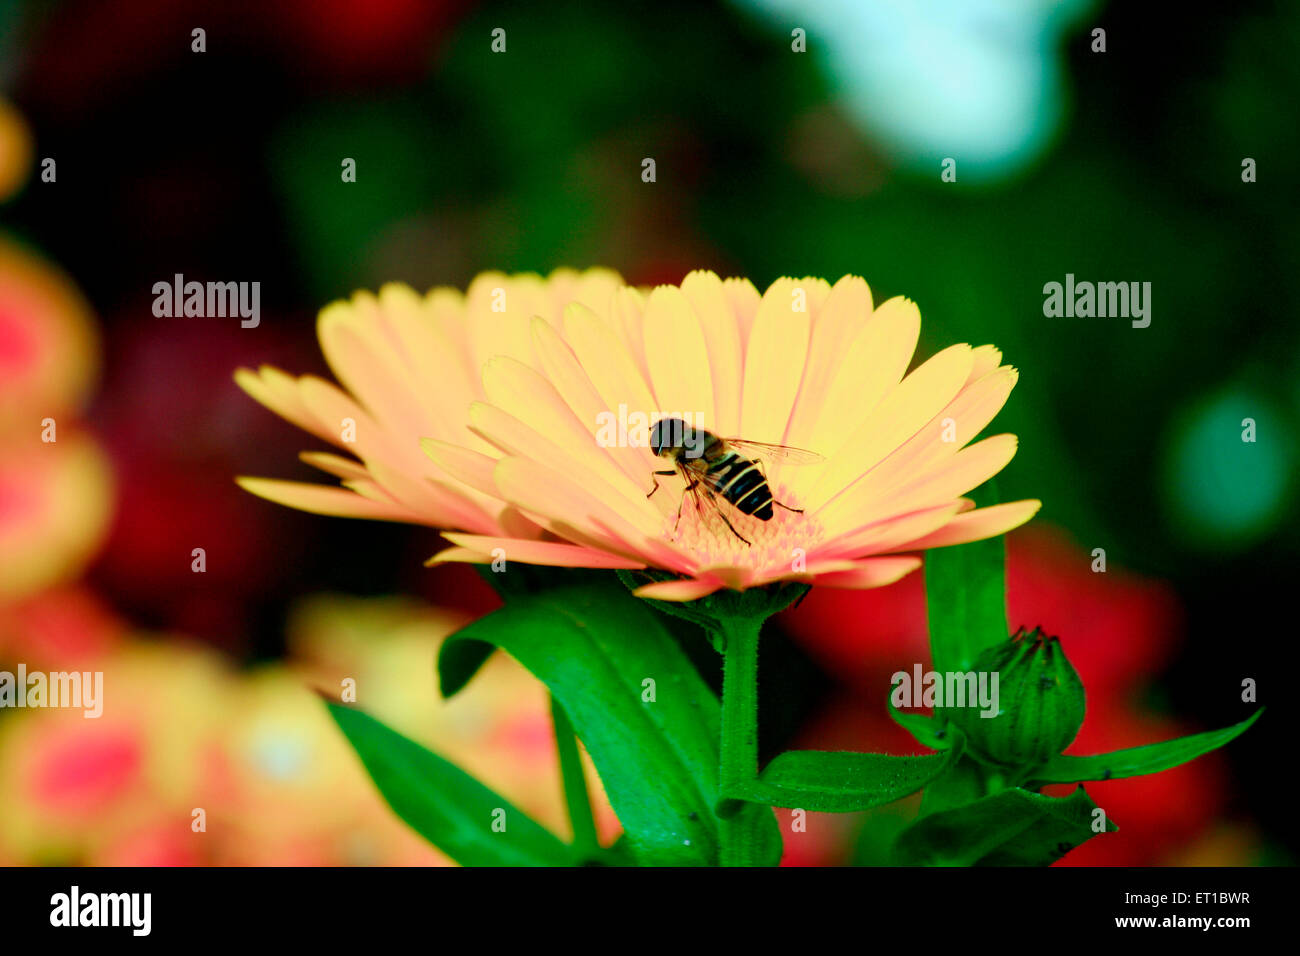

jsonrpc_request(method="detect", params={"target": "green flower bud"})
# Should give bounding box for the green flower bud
[951,627,1086,771]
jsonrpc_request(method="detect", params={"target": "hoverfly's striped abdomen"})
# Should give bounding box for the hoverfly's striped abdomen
[705,452,775,521]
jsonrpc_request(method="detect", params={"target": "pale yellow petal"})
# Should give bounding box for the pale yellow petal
[234,366,333,445]
[562,301,660,452]
[884,499,1041,551]
[808,556,923,589]
[374,283,482,447]
[782,275,874,450]
[296,375,407,465]
[235,477,413,522]
[491,456,659,561]
[801,295,923,461]
[722,277,761,353]
[317,297,433,444]
[632,577,726,602]
[477,360,661,526]
[815,366,1018,529]
[642,284,716,431]
[420,438,500,500]
[817,501,965,559]
[966,344,1004,384]
[808,343,975,512]
[463,271,542,375]
[740,278,812,442]
[435,533,646,570]
[531,317,658,483]
[884,434,1021,517]
[681,270,744,436]
[298,451,370,481]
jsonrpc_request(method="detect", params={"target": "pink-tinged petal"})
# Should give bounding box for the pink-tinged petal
[469,398,661,531]
[808,343,975,512]
[876,366,1018,480]
[782,275,874,450]
[424,286,470,359]
[296,375,402,463]
[234,366,334,445]
[612,286,651,382]
[587,516,699,576]
[562,301,660,446]
[808,556,923,589]
[420,438,500,499]
[433,534,647,569]
[722,277,762,354]
[299,451,370,481]
[464,271,546,373]
[422,546,493,566]
[966,344,1004,384]
[643,284,716,430]
[741,278,813,443]
[566,268,625,321]
[531,317,658,483]
[318,298,434,443]
[818,502,965,559]
[499,505,545,539]
[885,500,1042,551]
[749,557,860,587]
[363,456,484,529]
[550,517,663,568]
[632,577,727,602]
[802,295,922,461]
[235,477,414,522]
[681,270,744,437]
[815,366,1018,531]
[424,478,510,535]
[492,456,659,561]
[374,283,482,448]
[692,562,757,590]
[885,434,1021,516]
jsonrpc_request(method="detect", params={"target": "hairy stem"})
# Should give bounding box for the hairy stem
[716,615,766,867]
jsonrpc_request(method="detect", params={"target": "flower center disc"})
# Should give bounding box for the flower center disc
[663,482,823,568]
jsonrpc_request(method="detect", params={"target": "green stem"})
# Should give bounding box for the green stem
[550,695,599,859]
[715,614,765,867]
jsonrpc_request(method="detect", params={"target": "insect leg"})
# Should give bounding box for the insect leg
[674,478,701,535]
[646,469,676,499]
[716,509,752,546]
[699,485,752,546]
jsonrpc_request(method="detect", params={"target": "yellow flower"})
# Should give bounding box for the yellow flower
[425,271,1039,599]
[239,269,1039,601]
[235,268,623,535]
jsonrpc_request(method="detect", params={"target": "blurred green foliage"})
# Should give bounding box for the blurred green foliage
[264,0,1299,581]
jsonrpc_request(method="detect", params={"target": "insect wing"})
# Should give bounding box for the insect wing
[725,438,825,466]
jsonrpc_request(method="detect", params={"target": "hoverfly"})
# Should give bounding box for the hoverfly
[646,417,824,546]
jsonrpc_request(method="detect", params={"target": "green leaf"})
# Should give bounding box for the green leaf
[326,701,574,866]
[916,749,988,816]
[1029,709,1262,785]
[439,639,497,699]
[887,694,953,751]
[924,480,1008,680]
[440,566,617,698]
[724,742,963,813]
[439,581,781,866]
[894,785,1116,866]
